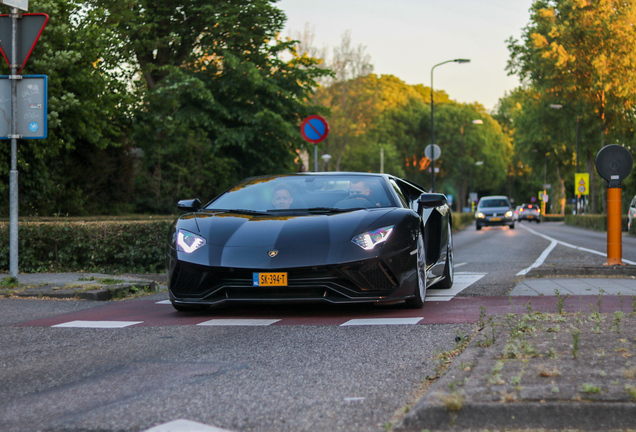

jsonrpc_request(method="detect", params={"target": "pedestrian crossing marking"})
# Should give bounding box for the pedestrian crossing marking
[52,320,143,328]
[197,318,281,326]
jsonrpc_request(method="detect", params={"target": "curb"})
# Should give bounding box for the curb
[9,281,160,301]
[395,401,636,431]
[526,265,636,278]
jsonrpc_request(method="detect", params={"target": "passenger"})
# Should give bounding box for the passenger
[272,184,294,209]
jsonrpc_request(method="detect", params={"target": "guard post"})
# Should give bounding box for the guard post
[595,145,633,266]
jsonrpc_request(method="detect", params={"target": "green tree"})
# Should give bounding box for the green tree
[507,0,636,213]
[89,0,329,212]
[0,0,133,216]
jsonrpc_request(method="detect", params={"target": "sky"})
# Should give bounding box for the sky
[277,0,534,112]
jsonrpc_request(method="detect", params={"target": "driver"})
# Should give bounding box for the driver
[349,180,371,197]
[335,179,379,208]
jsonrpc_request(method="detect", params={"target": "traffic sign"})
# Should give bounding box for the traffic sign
[1,0,27,10]
[300,115,329,144]
[574,173,589,196]
[424,144,441,160]
[0,13,48,73]
[0,74,47,139]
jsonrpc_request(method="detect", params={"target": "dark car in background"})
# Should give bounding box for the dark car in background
[167,172,454,311]
[475,195,514,230]
[518,203,541,223]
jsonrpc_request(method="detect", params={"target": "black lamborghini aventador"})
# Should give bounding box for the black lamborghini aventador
[167,172,454,311]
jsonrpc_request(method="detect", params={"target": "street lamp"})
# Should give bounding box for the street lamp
[430,58,470,192]
[459,119,483,212]
[321,154,332,171]
[550,103,581,213]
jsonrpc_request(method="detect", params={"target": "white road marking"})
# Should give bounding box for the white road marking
[52,321,142,328]
[144,419,234,432]
[340,317,423,326]
[516,240,558,276]
[197,319,281,326]
[427,272,487,301]
[155,300,171,305]
[518,223,636,266]
[454,262,468,268]
[344,397,365,402]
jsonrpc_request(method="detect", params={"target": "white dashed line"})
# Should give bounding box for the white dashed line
[427,272,487,301]
[144,419,234,432]
[52,321,143,328]
[340,318,423,326]
[197,319,281,326]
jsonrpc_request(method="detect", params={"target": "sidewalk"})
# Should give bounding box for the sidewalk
[1,272,167,300]
[396,264,636,431]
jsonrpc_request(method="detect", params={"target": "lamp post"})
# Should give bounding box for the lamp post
[459,119,483,212]
[430,58,470,192]
[321,154,332,171]
[550,103,581,213]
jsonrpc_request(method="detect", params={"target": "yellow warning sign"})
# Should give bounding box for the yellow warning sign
[575,173,589,196]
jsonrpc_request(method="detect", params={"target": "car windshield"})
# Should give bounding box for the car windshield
[205,174,396,212]
[479,198,510,208]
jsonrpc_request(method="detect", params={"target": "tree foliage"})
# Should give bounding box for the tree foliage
[0,0,328,215]
[506,0,636,213]
[0,0,133,216]
[87,0,329,212]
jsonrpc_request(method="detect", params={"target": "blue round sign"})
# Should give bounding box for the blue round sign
[300,115,329,144]
[28,122,39,132]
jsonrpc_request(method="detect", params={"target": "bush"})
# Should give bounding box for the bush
[453,212,477,231]
[564,214,629,232]
[0,220,174,273]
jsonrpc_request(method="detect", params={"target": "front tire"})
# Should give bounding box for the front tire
[405,231,427,308]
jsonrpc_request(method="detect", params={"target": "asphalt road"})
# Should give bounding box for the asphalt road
[1,221,633,432]
[454,220,636,297]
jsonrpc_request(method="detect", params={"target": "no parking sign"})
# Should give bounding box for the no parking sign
[300,115,329,144]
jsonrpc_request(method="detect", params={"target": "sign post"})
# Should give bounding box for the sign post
[300,115,329,172]
[595,145,633,266]
[0,6,48,278]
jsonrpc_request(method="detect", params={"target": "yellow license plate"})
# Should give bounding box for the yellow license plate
[527,215,535,219]
[253,272,287,286]
[490,217,502,222]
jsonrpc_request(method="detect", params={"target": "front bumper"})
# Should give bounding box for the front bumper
[476,216,514,227]
[168,253,417,307]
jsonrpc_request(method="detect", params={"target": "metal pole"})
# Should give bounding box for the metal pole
[429,59,470,193]
[9,7,20,278]
[430,67,435,192]
[314,144,318,172]
[380,147,384,173]
[575,116,580,214]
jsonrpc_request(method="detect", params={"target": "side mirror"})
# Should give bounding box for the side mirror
[177,198,202,212]
[417,193,447,213]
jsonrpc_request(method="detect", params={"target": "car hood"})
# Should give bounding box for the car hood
[178,208,398,268]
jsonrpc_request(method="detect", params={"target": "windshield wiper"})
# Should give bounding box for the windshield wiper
[204,209,271,216]
[305,207,363,214]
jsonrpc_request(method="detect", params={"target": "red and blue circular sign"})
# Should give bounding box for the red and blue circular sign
[300,115,329,144]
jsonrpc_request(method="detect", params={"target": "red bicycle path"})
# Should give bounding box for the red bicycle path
[11,295,630,328]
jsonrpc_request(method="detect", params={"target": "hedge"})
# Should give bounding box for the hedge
[453,212,476,232]
[0,220,174,273]
[564,214,629,232]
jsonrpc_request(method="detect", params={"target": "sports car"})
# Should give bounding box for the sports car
[167,172,454,311]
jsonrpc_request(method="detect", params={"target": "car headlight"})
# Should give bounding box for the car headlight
[506,211,513,217]
[476,212,485,219]
[352,226,394,250]
[177,229,206,253]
